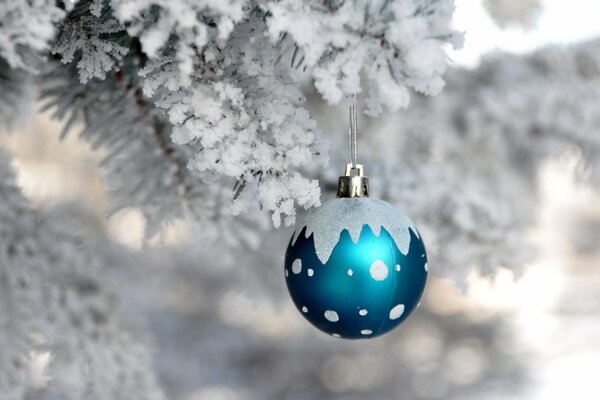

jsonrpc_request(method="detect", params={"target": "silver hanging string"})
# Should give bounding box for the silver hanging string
[348,93,358,167]
[338,93,369,197]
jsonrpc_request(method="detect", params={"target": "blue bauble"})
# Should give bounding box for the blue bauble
[285,197,427,339]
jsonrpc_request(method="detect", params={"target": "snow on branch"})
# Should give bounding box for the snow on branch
[143,13,325,228]
[52,5,129,83]
[265,0,463,115]
[111,0,248,86]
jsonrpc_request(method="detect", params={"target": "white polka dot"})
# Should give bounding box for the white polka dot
[370,260,388,281]
[285,269,289,277]
[324,310,339,322]
[389,304,405,320]
[308,268,314,277]
[361,329,373,335]
[302,306,308,313]
[347,269,353,276]
[359,309,368,316]
[332,333,341,338]
[424,262,428,272]
[292,259,302,274]
[395,264,401,272]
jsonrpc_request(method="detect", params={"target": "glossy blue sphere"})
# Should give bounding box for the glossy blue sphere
[284,198,428,339]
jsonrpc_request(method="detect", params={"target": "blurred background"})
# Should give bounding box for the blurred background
[2,0,600,399]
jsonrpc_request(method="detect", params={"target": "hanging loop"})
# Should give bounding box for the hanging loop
[344,163,364,177]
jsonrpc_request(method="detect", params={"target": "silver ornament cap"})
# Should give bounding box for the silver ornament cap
[337,163,369,198]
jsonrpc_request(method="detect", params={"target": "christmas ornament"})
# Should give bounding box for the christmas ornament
[284,98,428,339]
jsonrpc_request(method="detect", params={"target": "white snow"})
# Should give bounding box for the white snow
[389,304,405,320]
[347,269,353,276]
[359,309,368,316]
[395,264,401,272]
[308,268,314,277]
[302,306,308,313]
[370,260,388,281]
[324,310,339,322]
[361,330,373,335]
[424,262,429,272]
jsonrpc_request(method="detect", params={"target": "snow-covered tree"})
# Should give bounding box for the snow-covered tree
[2,0,600,398]
[0,150,164,399]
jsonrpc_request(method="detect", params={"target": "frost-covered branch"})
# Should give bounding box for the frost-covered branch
[142,12,325,228]
[43,3,266,240]
[265,0,463,115]
[38,0,459,230]
[111,0,247,81]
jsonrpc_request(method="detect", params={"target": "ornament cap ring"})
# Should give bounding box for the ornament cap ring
[337,163,370,198]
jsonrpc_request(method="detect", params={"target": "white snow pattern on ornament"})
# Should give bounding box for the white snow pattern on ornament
[307,268,314,277]
[370,260,388,281]
[361,329,373,335]
[359,309,368,316]
[389,304,405,320]
[324,310,339,322]
[292,198,418,265]
[292,259,302,274]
